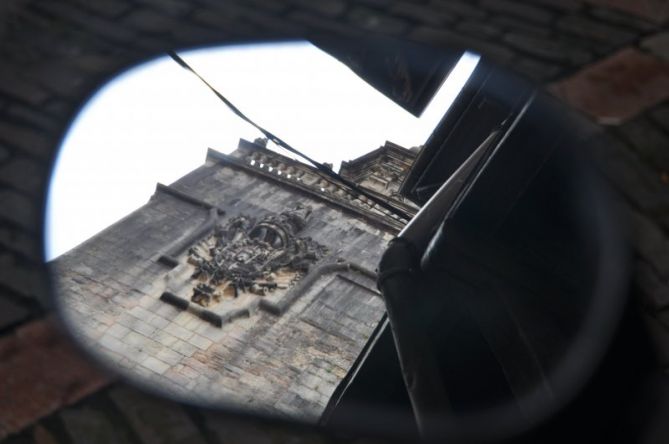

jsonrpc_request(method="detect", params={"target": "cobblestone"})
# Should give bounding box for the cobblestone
[642,32,669,61]
[481,0,554,24]
[347,6,408,35]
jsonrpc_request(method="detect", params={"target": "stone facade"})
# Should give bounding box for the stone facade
[52,139,409,421]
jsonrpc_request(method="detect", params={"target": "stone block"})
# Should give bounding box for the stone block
[108,386,207,444]
[288,0,346,17]
[481,0,554,23]
[60,406,133,444]
[557,14,636,44]
[0,121,52,161]
[347,7,408,35]
[589,6,658,31]
[642,32,669,61]
[123,8,181,33]
[390,1,456,26]
[550,48,669,124]
[630,210,669,279]
[0,225,41,263]
[428,0,487,19]
[0,318,109,439]
[141,356,170,375]
[503,33,592,65]
[583,0,669,24]
[0,297,30,331]
[616,115,669,174]
[636,260,669,311]
[188,333,213,351]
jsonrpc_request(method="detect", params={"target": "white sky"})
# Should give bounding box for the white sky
[45,41,479,261]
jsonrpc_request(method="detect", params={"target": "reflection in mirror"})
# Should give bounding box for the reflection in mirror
[47,37,628,442]
[47,40,479,420]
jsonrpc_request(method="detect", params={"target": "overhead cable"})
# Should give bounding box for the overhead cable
[167,50,412,221]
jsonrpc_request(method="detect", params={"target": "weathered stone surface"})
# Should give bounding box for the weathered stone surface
[589,6,659,31]
[0,191,36,233]
[109,386,207,444]
[481,0,554,24]
[60,406,134,444]
[583,0,669,24]
[616,115,669,175]
[0,157,46,196]
[288,0,347,17]
[0,318,110,439]
[551,48,669,124]
[0,298,30,331]
[390,1,456,26]
[642,32,669,61]
[636,260,669,311]
[0,122,52,161]
[503,33,592,65]
[347,6,408,34]
[630,210,669,279]
[409,26,515,64]
[556,14,636,44]
[54,141,392,420]
[590,134,669,214]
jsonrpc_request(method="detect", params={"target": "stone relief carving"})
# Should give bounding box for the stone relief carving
[186,204,328,307]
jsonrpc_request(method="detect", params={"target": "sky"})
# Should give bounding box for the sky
[45,41,479,261]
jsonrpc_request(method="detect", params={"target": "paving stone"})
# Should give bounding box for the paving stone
[550,48,669,124]
[135,0,193,17]
[390,1,456,26]
[583,0,669,24]
[0,156,46,196]
[590,133,669,213]
[123,8,181,33]
[109,386,207,444]
[347,6,408,35]
[630,210,669,279]
[0,297,30,331]
[636,260,669,311]
[0,121,52,161]
[409,26,515,64]
[0,318,109,439]
[589,6,659,31]
[649,103,669,131]
[642,32,669,61]
[503,33,592,65]
[0,225,41,263]
[6,104,60,132]
[33,2,138,44]
[511,56,563,82]
[455,20,502,39]
[288,0,347,17]
[0,253,45,300]
[60,406,131,444]
[616,115,669,175]
[557,14,636,44]
[491,14,551,38]
[481,0,554,24]
[0,69,50,106]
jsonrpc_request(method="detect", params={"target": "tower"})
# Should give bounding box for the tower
[53,138,417,420]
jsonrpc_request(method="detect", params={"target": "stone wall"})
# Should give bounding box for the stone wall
[1,0,668,442]
[53,144,391,422]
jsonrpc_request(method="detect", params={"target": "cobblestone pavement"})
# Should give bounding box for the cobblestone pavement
[1,0,669,443]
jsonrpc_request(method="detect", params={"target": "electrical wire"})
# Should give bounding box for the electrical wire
[167,50,412,221]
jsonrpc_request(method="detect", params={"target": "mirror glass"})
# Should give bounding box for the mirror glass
[47,40,479,419]
[46,38,627,441]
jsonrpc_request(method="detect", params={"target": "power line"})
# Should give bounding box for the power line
[167,50,412,221]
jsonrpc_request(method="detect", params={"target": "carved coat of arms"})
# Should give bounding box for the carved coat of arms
[186,204,327,307]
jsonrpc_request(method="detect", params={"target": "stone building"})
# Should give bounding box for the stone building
[53,137,417,420]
